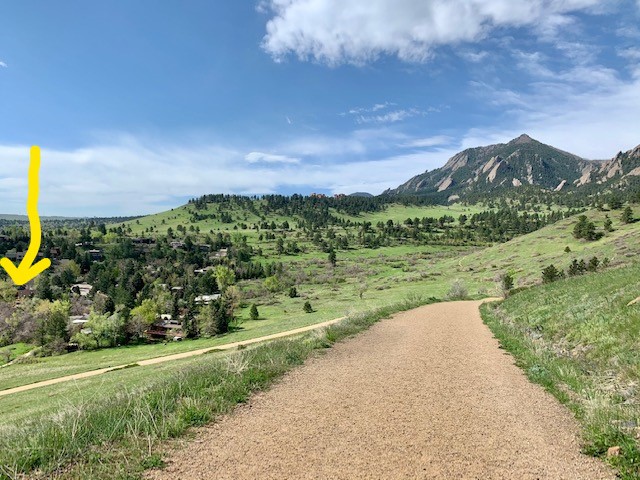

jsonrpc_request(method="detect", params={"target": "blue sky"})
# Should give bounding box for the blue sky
[1,0,639,216]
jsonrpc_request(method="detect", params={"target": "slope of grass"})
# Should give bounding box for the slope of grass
[482,263,640,479]
[0,296,436,480]
[448,209,640,287]
[0,343,33,365]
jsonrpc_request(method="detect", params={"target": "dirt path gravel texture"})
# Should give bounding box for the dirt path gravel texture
[148,300,614,480]
[0,317,345,398]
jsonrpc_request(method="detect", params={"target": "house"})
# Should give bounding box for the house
[16,288,35,299]
[132,237,155,244]
[197,244,211,252]
[194,266,215,275]
[195,293,221,305]
[70,314,90,325]
[145,315,183,341]
[75,242,92,248]
[49,247,61,258]
[88,249,103,260]
[71,283,93,296]
[5,251,26,262]
[211,248,228,259]
[170,241,185,249]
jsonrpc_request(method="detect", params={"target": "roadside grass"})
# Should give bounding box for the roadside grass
[481,263,640,479]
[0,295,437,479]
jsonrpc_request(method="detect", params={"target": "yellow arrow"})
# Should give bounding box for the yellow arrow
[0,146,51,286]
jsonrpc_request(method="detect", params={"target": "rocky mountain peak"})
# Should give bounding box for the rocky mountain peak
[511,134,535,145]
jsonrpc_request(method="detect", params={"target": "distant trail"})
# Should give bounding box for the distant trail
[148,300,613,480]
[0,317,345,398]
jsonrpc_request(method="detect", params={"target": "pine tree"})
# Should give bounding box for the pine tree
[621,206,634,224]
[328,250,337,266]
[542,264,562,284]
[249,304,259,320]
[604,215,613,232]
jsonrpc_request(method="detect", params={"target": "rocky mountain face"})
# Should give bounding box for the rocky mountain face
[385,134,640,200]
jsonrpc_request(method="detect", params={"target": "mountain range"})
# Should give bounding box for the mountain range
[384,134,640,201]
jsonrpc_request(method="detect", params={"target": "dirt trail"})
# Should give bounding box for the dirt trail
[148,300,613,480]
[0,317,345,398]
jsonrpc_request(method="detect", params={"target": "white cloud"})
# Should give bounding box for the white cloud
[356,108,426,124]
[458,50,489,63]
[0,61,7,68]
[245,151,300,164]
[401,135,453,148]
[262,0,601,65]
[618,47,640,61]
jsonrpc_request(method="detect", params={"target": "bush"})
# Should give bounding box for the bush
[446,279,468,300]
[500,273,514,297]
[288,286,298,298]
[249,304,259,321]
[542,264,563,284]
[303,301,313,313]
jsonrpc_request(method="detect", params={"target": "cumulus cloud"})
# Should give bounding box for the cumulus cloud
[0,61,7,68]
[261,0,601,65]
[245,151,300,164]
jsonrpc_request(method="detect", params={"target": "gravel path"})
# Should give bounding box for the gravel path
[148,300,614,480]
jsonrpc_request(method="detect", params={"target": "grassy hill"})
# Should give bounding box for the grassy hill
[452,209,640,287]
[482,264,640,478]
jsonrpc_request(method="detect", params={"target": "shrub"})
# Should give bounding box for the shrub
[303,301,313,313]
[288,286,298,298]
[500,272,514,297]
[542,264,563,284]
[446,279,468,300]
[249,304,259,321]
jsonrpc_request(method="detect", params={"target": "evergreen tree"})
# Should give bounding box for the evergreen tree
[542,264,562,284]
[249,303,259,320]
[621,206,634,224]
[500,272,514,296]
[604,215,613,232]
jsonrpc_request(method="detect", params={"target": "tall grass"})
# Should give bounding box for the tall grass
[482,263,640,479]
[0,295,436,479]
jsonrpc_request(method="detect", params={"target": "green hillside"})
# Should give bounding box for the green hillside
[483,264,640,478]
